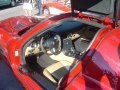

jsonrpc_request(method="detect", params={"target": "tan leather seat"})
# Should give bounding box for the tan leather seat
[43,61,72,84]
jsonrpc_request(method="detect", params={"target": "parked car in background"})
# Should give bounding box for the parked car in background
[0,0,120,90]
[17,0,24,3]
[0,0,16,7]
[42,0,71,15]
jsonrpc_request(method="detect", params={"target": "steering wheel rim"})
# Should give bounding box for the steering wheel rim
[40,32,61,55]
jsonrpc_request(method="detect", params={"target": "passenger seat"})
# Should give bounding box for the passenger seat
[43,61,73,84]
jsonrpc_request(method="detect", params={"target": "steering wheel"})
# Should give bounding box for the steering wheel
[40,32,61,55]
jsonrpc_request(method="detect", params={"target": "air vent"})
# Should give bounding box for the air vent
[14,23,25,29]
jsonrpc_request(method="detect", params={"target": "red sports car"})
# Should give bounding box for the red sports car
[42,0,71,15]
[0,0,120,90]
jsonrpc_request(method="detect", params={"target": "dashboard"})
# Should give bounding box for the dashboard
[25,20,99,58]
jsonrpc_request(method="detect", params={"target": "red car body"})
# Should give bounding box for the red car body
[0,0,120,90]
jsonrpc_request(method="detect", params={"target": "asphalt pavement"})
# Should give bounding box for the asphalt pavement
[0,60,24,90]
[0,3,38,21]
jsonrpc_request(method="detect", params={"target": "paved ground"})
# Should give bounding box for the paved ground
[0,60,24,90]
[0,3,38,21]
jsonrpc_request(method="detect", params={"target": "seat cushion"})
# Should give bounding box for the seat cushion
[74,38,90,52]
[43,61,71,84]
[43,69,57,84]
[37,54,57,68]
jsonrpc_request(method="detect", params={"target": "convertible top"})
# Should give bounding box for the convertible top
[71,0,119,19]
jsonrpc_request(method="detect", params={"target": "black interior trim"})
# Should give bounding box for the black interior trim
[31,72,56,90]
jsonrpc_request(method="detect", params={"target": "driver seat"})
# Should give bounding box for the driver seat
[43,60,73,84]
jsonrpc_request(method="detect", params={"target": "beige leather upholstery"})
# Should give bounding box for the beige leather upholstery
[25,47,76,84]
[43,69,57,84]
[25,46,33,56]
[43,61,72,84]
[50,52,75,63]
[25,46,40,56]
[43,52,76,84]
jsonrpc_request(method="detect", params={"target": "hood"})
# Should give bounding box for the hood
[71,0,120,20]
[0,16,36,36]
